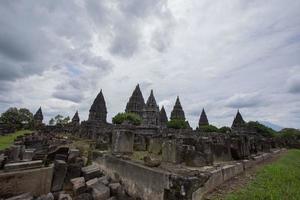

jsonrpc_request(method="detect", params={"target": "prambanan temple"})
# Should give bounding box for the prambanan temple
[0,84,294,200]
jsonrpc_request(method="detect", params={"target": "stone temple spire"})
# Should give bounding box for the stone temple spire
[72,111,80,125]
[231,110,246,129]
[143,90,160,126]
[125,84,145,117]
[33,107,43,123]
[159,106,168,126]
[170,96,185,120]
[198,108,209,127]
[88,90,107,123]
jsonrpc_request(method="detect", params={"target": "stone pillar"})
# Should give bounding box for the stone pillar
[162,139,183,164]
[51,160,67,192]
[112,129,134,154]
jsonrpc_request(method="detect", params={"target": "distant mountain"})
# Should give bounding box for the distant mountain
[259,121,283,132]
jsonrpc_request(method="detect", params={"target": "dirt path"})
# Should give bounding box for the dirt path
[203,152,287,200]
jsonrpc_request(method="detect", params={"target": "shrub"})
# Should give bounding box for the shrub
[167,119,189,129]
[112,112,142,125]
[246,121,277,137]
[278,128,300,139]
[219,126,232,133]
[198,124,219,132]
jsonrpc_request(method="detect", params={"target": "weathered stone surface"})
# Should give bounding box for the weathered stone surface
[68,149,80,162]
[185,149,209,167]
[143,156,161,167]
[0,166,53,197]
[58,193,72,200]
[162,140,182,164]
[98,176,109,186]
[74,193,93,200]
[112,129,134,154]
[148,138,162,154]
[222,163,244,182]
[81,164,102,181]
[66,163,82,181]
[5,193,33,200]
[4,160,43,171]
[70,177,86,196]
[10,145,21,161]
[51,160,67,192]
[91,183,110,200]
[22,149,35,161]
[86,178,99,188]
[36,193,54,200]
[204,168,223,193]
[55,154,67,161]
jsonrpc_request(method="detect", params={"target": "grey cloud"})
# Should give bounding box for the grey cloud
[287,75,300,94]
[225,93,265,108]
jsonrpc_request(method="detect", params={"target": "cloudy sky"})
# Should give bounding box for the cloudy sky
[0,0,300,129]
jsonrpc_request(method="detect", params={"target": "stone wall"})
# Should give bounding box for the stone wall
[0,165,54,198]
[95,155,170,200]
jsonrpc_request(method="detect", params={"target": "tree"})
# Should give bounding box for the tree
[0,107,34,130]
[219,126,231,133]
[246,121,277,137]
[112,112,142,125]
[198,125,219,132]
[49,114,70,126]
[167,119,189,129]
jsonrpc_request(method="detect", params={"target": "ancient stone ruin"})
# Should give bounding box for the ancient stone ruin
[0,85,292,200]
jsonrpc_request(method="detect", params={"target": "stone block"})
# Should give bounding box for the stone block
[242,159,254,170]
[112,129,134,154]
[66,163,82,181]
[222,163,243,182]
[22,149,35,161]
[82,164,102,181]
[55,154,68,162]
[252,155,264,163]
[262,153,271,160]
[5,193,33,200]
[185,150,209,167]
[98,176,109,186]
[10,145,21,161]
[70,177,86,196]
[51,160,67,192]
[162,140,182,164]
[58,193,72,200]
[86,177,99,188]
[91,183,110,200]
[74,193,93,200]
[68,149,80,162]
[4,160,43,171]
[148,138,162,154]
[203,168,223,193]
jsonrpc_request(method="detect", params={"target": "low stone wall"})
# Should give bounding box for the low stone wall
[192,149,286,200]
[95,155,170,200]
[0,165,54,198]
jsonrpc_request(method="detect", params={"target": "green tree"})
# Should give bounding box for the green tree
[112,112,142,125]
[0,107,34,130]
[167,119,189,129]
[50,114,70,125]
[198,124,219,132]
[246,121,277,137]
[219,126,231,133]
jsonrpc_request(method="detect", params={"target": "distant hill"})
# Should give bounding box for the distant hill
[259,121,283,132]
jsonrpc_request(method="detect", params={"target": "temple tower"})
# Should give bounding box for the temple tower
[170,96,185,120]
[33,107,43,124]
[72,111,80,125]
[143,90,160,126]
[159,106,168,127]
[198,108,209,127]
[88,90,107,123]
[231,110,246,133]
[125,84,145,118]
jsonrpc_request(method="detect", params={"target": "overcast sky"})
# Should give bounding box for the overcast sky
[0,0,300,129]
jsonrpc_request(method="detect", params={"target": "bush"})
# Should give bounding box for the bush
[198,124,219,132]
[219,126,232,133]
[167,119,189,129]
[246,121,277,137]
[112,112,142,125]
[278,128,300,139]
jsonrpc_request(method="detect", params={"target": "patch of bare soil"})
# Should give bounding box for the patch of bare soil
[203,152,287,200]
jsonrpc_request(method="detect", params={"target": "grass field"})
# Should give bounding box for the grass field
[0,130,32,150]
[224,149,300,200]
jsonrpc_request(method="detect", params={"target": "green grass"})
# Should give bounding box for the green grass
[0,130,32,150]
[224,149,300,200]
